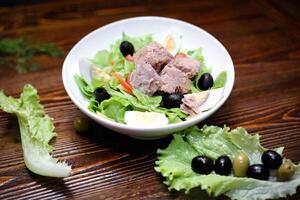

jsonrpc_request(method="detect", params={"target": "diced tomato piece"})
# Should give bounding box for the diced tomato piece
[175,52,187,58]
[113,72,133,94]
[111,60,115,66]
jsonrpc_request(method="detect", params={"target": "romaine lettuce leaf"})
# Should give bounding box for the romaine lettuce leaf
[0,85,71,177]
[155,125,300,200]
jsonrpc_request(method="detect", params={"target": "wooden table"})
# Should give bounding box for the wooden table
[0,0,299,199]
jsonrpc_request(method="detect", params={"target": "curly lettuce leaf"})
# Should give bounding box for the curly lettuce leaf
[0,85,71,177]
[155,125,300,200]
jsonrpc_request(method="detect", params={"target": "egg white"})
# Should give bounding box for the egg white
[124,111,168,128]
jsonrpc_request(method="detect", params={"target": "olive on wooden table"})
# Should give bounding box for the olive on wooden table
[73,117,90,132]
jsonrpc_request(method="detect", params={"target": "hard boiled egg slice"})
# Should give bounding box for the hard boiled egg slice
[124,111,168,128]
[160,32,182,56]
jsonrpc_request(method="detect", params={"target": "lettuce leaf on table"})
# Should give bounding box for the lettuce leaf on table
[0,85,71,177]
[155,125,300,200]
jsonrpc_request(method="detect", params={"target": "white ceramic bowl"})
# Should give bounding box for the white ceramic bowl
[62,16,234,140]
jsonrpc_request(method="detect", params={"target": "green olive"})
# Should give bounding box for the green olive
[277,160,295,181]
[233,152,250,177]
[73,117,90,132]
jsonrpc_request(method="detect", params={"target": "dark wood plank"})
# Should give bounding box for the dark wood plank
[0,0,299,199]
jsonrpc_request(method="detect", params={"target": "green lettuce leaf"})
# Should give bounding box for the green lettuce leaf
[132,89,162,110]
[122,32,153,51]
[74,74,93,98]
[155,125,300,200]
[98,96,131,123]
[155,107,188,123]
[0,85,71,177]
[92,50,110,67]
[212,70,227,89]
[188,48,205,64]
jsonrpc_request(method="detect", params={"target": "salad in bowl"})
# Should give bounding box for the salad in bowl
[75,33,227,126]
[62,16,234,139]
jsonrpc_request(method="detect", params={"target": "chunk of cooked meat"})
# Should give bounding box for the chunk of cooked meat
[159,65,191,94]
[169,56,201,79]
[133,42,173,72]
[129,63,162,95]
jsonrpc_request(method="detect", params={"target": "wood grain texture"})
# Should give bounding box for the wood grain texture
[0,0,300,199]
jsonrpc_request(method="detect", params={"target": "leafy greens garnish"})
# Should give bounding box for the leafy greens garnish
[0,38,63,73]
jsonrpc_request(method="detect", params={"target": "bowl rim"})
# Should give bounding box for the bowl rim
[62,16,235,132]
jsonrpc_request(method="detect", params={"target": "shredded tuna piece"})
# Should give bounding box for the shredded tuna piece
[159,65,191,94]
[169,56,200,79]
[133,42,173,73]
[129,63,162,95]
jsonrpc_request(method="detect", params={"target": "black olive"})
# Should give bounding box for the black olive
[120,41,135,57]
[192,156,214,174]
[162,93,184,109]
[94,87,110,103]
[214,155,232,175]
[262,150,283,169]
[197,73,214,91]
[247,164,270,180]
